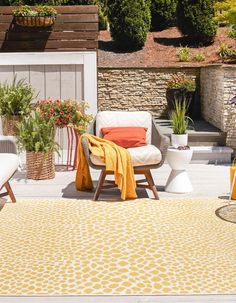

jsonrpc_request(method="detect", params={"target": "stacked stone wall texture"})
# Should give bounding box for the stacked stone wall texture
[98,66,236,153]
[98,68,200,118]
[223,68,236,155]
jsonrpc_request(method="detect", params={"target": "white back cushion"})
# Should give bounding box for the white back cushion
[96,111,152,144]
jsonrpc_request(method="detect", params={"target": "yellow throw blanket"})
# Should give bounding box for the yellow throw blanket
[76,134,137,200]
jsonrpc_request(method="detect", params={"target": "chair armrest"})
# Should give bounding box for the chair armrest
[151,120,170,166]
[0,139,17,154]
[81,136,98,170]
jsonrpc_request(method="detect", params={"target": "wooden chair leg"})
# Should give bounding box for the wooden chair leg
[145,170,159,200]
[4,181,16,203]
[93,169,107,201]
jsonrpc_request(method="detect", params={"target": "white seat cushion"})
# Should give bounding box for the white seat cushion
[96,111,152,144]
[0,154,19,188]
[90,145,162,168]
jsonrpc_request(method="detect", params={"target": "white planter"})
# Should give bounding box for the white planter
[171,134,188,148]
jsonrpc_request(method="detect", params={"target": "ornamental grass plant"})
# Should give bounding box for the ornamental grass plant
[170,98,191,135]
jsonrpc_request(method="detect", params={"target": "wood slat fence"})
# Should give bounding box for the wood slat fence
[0,5,99,52]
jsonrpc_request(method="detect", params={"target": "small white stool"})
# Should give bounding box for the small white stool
[165,147,193,194]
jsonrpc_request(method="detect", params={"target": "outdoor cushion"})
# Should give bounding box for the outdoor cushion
[0,154,19,189]
[96,111,152,144]
[90,144,162,167]
[101,126,147,148]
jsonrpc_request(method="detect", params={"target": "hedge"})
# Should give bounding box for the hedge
[107,0,151,51]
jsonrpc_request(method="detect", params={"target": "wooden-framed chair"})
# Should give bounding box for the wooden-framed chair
[0,138,19,203]
[81,111,170,201]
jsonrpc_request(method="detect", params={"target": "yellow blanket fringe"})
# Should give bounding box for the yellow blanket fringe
[76,134,137,200]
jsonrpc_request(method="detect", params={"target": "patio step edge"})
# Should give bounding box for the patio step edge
[191,146,233,164]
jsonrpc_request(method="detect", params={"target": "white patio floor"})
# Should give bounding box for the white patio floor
[11,163,231,200]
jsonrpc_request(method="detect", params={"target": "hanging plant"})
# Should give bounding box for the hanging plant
[12,5,57,27]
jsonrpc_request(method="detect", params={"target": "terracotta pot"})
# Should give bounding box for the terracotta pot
[1,115,21,136]
[26,151,55,180]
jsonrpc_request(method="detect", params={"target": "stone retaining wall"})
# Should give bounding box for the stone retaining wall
[201,65,236,155]
[98,68,200,118]
[98,65,236,154]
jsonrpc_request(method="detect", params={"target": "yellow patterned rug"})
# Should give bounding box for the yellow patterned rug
[0,198,236,295]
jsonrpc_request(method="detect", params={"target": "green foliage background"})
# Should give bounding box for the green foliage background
[150,0,177,31]
[176,0,218,45]
[107,0,151,51]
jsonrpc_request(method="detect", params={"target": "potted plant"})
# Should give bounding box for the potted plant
[12,5,57,27]
[35,99,93,169]
[35,99,93,132]
[0,77,35,136]
[170,98,192,148]
[17,110,58,180]
[166,73,197,119]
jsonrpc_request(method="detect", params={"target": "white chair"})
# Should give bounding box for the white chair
[81,111,170,200]
[0,139,19,202]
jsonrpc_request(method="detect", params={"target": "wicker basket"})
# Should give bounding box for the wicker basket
[15,16,55,27]
[26,151,55,180]
[2,115,21,136]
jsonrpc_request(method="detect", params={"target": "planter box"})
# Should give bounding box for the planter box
[15,16,55,27]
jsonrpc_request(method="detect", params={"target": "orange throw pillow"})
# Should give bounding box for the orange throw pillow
[101,126,147,148]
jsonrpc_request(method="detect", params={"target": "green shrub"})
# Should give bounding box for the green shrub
[228,26,236,38]
[177,46,191,62]
[227,2,236,25]
[107,0,151,51]
[98,1,108,30]
[176,0,218,45]
[214,0,231,25]
[194,53,205,62]
[150,0,177,31]
[217,42,236,61]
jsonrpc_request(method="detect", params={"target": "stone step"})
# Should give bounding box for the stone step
[188,133,227,146]
[164,133,227,146]
[155,119,227,147]
[191,146,233,164]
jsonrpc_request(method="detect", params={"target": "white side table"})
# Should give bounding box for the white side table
[165,147,193,194]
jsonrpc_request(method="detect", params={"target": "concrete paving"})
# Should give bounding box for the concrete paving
[10,163,231,201]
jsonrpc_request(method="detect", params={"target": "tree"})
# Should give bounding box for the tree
[177,0,218,45]
[107,0,151,51]
[150,0,177,31]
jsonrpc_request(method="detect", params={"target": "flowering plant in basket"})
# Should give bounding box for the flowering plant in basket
[35,99,93,134]
[12,6,57,17]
